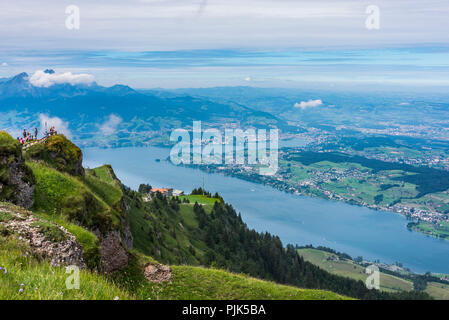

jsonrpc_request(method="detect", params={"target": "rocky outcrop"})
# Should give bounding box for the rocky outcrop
[8,160,35,209]
[144,263,172,282]
[120,196,133,249]
[0,203,86,268]
[91,190,133,273]
[0,131,35,209]
[25,134,85,177]
[95,230,129,273]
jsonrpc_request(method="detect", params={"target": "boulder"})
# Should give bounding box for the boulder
[95,230,129,273]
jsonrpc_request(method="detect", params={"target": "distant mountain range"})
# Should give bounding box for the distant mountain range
[157,87,449,136]
[0,71,292,147]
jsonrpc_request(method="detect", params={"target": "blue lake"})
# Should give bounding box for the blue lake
[84,146,449,274]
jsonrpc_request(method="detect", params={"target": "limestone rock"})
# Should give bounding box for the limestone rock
[0,203,85,268]
[144,263,172,282]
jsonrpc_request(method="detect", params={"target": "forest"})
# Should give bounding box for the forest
[129,188,431,300]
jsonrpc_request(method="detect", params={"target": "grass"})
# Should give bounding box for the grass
[0,235,349,300]
[129,198,204,265]
[178,195,220,214]
[84,165,123,212]
[144,265,349,300]
[59,220,101,269]
[179,195,220,206]
[298,248,449,299]
[88,165,117,184]
[0,236,134,300]
[113,252,350,300]
[411,221,449,239]
[28,161,121,232]
[30,221,68,243]
[0,200,102,270]
[0,131,20,156]
[297,248,413,292]
[425,282,449,300]
[24,134,84,176]
[27,161,133,268]
[27,161,127,268]
[0,211,14,222]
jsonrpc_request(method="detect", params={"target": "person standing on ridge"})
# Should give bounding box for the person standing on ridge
[34,127,38,139]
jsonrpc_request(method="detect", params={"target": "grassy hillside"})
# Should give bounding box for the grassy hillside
[297,247,449,300]
[29,161,123,232]
[127,188,429,299]
[297,248,413,292]
[129,192,217,265]
[25,134,84,176]
[0,236,132,300]
[0,229,347,300]
[114,252,348,300]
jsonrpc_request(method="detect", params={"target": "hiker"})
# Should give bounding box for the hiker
[23,129,27,138]
[34,127,38,139]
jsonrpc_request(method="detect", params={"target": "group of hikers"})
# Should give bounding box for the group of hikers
[17,126,57,145]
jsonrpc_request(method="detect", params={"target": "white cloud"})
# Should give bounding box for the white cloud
[2,1,448,52]
[39,114,71,138]
[29,70,94,88]
[1,62,7,67]
[99,114,122,135]
[294,99,323,110]
[244,77,251,81]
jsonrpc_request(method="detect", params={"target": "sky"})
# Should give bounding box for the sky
[1,0,449,88]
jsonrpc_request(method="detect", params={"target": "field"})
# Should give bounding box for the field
[411,221,449,239]
[297,248,412,292]
[297,248,449,299]
[280,151,449,219]
[425,282,449,300]
[179,195,220,206]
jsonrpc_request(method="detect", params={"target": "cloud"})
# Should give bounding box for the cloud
[244,77,251,81]
[1,0,449,54]
[99,114,122,135]
[29,70,94,88]
[1,62,7,67]
[39,114,71,138]
[294,99,323,110]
